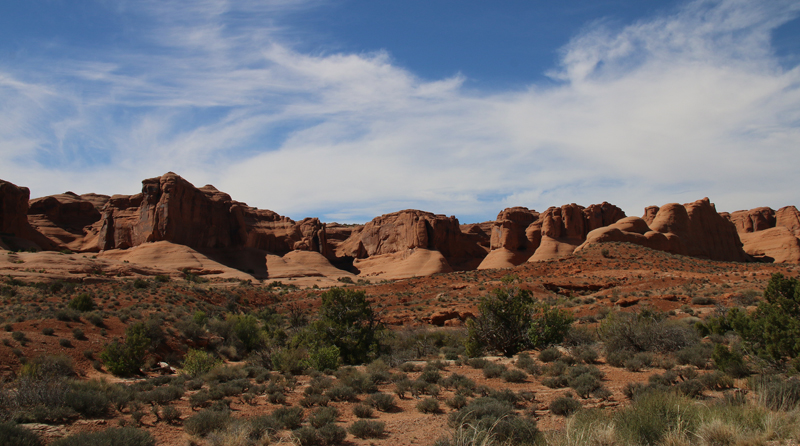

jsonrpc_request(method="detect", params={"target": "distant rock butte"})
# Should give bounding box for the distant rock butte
[724,206,800,263]
[2,173,798,281]
[578,198,748,262]
[478,202,625,268]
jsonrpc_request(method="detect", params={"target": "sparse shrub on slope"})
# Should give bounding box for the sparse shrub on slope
[465,287,536,357]
[0,422,42,446]
[100,323,150,377]
[599,308,698,356]
[51,427,154,446]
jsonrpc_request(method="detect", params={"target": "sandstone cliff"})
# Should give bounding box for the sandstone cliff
[724,206,800,263]
[477,202,625,267]
[0,180,56,251]
[578,198,748,262]
[333,209,489,275]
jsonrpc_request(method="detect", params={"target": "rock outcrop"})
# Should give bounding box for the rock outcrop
[528,202,626,262]
[95,172,328,258]
[0,180,56,251]
[333,209,489,272]
[578,198,748,262]
[1,180,34,239]
[724,206,800,263]
[477,202,626,267]
[27,192,105,251]
[478,207,539,269]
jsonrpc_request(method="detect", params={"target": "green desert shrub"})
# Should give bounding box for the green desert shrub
[100,323,150,377]
[528,304,574,348]
[181,349,221,378]
[311,288,383,365]
[538,347,562,363]
[465,287,535,357]
[482,362,506,379]
[706,273,800,365]
[67,293,95,312]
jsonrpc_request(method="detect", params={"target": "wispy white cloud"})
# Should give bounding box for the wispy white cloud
[0,0,798,222]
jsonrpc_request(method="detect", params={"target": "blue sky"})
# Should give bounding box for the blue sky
[1,0,799,223]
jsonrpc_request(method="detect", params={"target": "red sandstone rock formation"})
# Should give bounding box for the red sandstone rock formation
[334,209,488,272]
[0,180,56,251]
[1,180,34,239]
[95,173,328,258]
[27,192,105,251]
[579,198,748,262]
[478,202,625,266]
[723,205,800,263]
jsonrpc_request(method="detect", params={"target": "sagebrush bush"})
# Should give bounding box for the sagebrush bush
[352,404,373,419]
[348,420,385,439]
[325,385,357,402]
[416,397,439,414]
[450,397,537,445]
[446,394,468,410]
[0,421,42,446]
[549,396,582,416]
[51,427,154,446]
[317,423,347,445]
[273,406,304,430]
[482,363,506,379]
[467,358,489,369]
[366,392,396,412]
[539,347,562,363]
[184,409,232,437]
[502,368,527,383]
[310,406,339,428]
[249,414,281,440]
[599,309,698,355]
